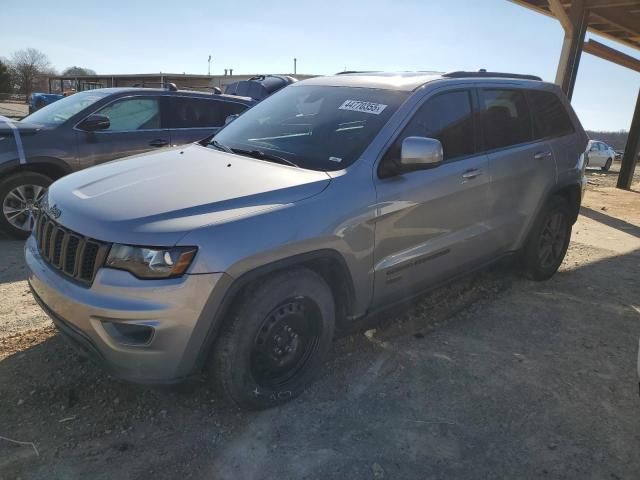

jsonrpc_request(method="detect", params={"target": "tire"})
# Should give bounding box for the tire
[0,172,52,239]
[521,195,572,281]
[210,268,335,410]
[602,158,612,171]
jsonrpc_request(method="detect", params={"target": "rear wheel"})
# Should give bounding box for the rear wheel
[210,268,335,410]
[602,158,612,171]
[0,172,51,239]
[521,195,572,281]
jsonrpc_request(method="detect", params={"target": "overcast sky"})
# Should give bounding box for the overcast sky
[2,0,639,131]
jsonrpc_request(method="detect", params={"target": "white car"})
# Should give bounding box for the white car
[586,140,615,171]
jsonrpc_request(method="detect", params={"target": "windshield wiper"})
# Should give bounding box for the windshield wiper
[209,140,234,153]
[231,148,299,168]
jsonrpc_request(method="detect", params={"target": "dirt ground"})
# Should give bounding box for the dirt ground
[0,101,28,120]
[1,164,639,480]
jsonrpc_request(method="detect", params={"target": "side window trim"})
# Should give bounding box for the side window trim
[73,94,167,133]
[377,87,478,178]
[477,87,536,155]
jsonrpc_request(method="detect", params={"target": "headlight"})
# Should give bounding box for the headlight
[105,244,197,279]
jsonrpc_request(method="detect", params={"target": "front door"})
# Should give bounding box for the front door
[372,89,494,308]
[75,95,171,166]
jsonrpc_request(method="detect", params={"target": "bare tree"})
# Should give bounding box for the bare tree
[0,59,12,95]
[62,66,97,76]
[9,48,52,100]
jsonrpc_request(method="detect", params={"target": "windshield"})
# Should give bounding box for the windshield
[212,85,408,171]
[21,90,111,126]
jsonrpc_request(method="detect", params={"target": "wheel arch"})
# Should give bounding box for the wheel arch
[192,249,357,372]
[550,181,582,224]
[0,157,72,183]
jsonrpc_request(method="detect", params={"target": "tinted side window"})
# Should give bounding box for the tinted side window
[96,98,161,131]
[170,98,248,128]
[528,90,575,139]
[386,90,475,164]
[481,89,533,150]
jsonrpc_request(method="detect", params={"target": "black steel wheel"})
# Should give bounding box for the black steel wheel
[250,297,322,388]
[522,195,572,281]
[211,268,335,410]
[602,158,612,171]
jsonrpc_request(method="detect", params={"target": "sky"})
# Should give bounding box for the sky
[2,0,639,131]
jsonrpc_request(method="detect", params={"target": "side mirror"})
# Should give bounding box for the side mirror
[400,136,443,169]
[224,114,239,125]
[78,114,110,132]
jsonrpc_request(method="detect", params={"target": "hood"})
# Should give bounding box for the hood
[0,118,43,135]
[46,144,331,246]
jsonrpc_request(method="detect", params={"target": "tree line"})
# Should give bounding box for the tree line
[586,130,629,151]
[0,48,96,100]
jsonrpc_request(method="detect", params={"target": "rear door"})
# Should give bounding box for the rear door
[167,96,249,145]
[480,87,556,252]
[74,95,171,166]
[372,88,494,307]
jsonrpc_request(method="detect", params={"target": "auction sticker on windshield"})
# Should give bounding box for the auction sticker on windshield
[339,100,387,115]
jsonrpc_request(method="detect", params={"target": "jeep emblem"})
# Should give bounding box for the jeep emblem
[48,204,62,219]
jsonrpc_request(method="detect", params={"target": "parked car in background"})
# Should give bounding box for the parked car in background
[26,71,588,409]
[28,93,64,113]
[224,75,297,101]
[0,87,254,238]
[615,149,623,161]
[585,140,615,171]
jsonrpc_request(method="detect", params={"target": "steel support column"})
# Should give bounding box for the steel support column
[617,88,640,190]
[553,0,588,100]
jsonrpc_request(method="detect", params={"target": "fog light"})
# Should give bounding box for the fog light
[102,322,154,346]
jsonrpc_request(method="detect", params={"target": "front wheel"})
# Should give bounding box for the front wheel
[602,158,612,171]
[0,172,52,239]
[210,268,335,410]
[521,196,572,281]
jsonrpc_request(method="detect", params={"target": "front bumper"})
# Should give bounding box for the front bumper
[25,235,228,383]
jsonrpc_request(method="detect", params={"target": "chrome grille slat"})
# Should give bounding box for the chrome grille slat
[34,213,109,286]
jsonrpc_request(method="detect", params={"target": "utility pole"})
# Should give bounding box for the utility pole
[294,58,297,75]
[208,55,212,76]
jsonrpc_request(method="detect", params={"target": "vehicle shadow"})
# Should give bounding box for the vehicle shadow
[2,247,639,479]
[580,206,640,239]
[0,236,28,284]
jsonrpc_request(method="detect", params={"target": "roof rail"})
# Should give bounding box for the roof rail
[443,70,542,81]
[334,70,378,75]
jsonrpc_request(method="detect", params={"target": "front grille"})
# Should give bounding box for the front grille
[35,214,110,286]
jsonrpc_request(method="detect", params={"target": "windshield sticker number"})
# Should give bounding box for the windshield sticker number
[339,100,387,115]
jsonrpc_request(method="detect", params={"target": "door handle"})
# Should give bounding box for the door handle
[462,169,482,179]
[149,139,169,147]
[534,151,551,160]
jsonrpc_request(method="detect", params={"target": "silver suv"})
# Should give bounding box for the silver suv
[26,71,588,409]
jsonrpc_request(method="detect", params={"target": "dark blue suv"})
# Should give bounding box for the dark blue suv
[0,88,254,238]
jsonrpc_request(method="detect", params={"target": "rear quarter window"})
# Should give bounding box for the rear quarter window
[527,90,575,139]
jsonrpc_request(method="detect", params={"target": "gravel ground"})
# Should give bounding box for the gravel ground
[0,164,639,479]
[0,101,28,120]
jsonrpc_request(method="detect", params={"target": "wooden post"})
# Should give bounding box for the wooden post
[617,89,640,190]
[553,0,588,100]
